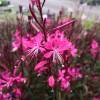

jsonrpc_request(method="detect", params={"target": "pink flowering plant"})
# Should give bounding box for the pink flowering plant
[0,0,100,100]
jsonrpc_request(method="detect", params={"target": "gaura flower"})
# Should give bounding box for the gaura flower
[57,66,82,91]
[67,67,82,79]
[61,78,70,91]
[44,31,69,63]
[0,71,26,89]
[25,32,45,58]
[0,92,10,100]
[44,30,77,63]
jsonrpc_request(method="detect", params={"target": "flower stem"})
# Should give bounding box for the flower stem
[58,91,62,100]
[55,88,62,100]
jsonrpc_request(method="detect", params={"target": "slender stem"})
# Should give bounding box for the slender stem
[29,2,47,41]
[53,20,75,31]
[42,19,47,42]
[18,5,24,76]
[42,0,46,7]
[30,21,40,32]
[58,91,62,100]
[55,88,62,100]
[37,0,47,41]
[29,4,43,29]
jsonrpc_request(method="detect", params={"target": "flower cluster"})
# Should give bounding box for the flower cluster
[12,28,80,92]
[0,66,26,99]
[0,0,100,99]
[48,66,82,91]
[10,0,80,94]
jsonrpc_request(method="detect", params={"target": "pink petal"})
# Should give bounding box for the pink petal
[34,60,47,72]
[91,40,98,49]
[14,88,21,97]
[58,70,65,81]
[70,48,77,57]
[44,51,52,58]
[61,79,70,90]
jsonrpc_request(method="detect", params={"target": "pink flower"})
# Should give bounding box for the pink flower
[67,67,82,79]
[44,31,77,63]
[0,71,26,89]
[0,66,26,99]
[91,40,98,49]
[34,60,48,75]
[0,92,10,100]
[45,39,65,63]
[48,75,55,88]
[58,69,65,81]
[25,32,45,57]
[61,78,70,90]
[22,36,33,50]
[44,31,71,63]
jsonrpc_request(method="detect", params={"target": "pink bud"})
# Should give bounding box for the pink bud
[48,75,55,88]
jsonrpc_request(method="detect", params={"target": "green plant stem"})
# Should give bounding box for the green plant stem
[55,89,62,100]
[58,91,62,100]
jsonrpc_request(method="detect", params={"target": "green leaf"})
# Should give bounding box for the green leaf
[24,69,28,76]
